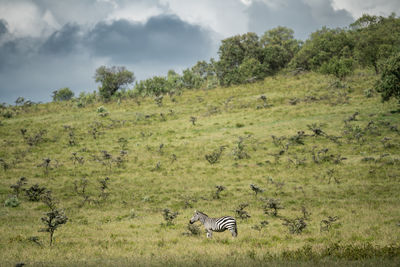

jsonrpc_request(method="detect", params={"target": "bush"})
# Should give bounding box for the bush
[4,196,20,207]
[376,52,400,102]
[320,56,354,79]
[52,88,74,102]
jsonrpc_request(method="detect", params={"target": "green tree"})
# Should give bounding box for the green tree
[238,57,267,82]
[260,27,301,74]
[376,52,400,102]
[350,14,400,73]
[290,27,354,71]
[52,87,74,102]
[320,56,354,79]
[182,68,203,89]
[135,76,169,96]
[166,69,184,92]
[216,32,262,86]
[94,66,135,100]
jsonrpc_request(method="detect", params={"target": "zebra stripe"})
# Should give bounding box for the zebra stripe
[190,211,238,238]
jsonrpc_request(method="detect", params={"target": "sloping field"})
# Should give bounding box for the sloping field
[0,70,399,266]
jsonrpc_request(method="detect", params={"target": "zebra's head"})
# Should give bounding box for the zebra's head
[190,210,206,224]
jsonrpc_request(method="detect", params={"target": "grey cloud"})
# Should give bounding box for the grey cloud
[85,15,215,64]
[0,14,216,104]
[246,0,354,39]
[0,19,7,37]
[40,23,82,55]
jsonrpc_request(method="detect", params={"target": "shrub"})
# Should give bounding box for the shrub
[235,203,251,220]
[213,185,226,199]
[162,208,178,226]
[205,146,225,164]
[250,184,263,196]
[10,177,27,197]
[319,56,354,79]
[263,198,283,216]
[376,52,400,103]
[25,184,47,201]
[52,88,74,102]
[4,196,20,207]
[282,217,307,234]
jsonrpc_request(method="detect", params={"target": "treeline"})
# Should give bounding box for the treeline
[118,14,400,100]
[5,13,400,109]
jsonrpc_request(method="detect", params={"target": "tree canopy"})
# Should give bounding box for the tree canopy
[94,66,135,100]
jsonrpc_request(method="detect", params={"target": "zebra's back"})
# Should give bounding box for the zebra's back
[212,216,237,232]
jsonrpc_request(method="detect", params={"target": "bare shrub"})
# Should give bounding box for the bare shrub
[162,208,178,226]
[205,146,225,164]
[233,137,250,160]
[250,184,264,197]
[282,217,307,234]
[25,184,47,201]
[213,185,226,199]
[235,203,251,220]
[320,216,339,232]
[73,178,92,207]
[252,221,269,231]
[263,198,283,217]
[10,177,27,197]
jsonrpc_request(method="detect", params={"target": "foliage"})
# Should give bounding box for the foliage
[290,27,354,71]
[319,56,354,79]
[135,76,169,96]
[216,32,262,86]
[95,66,135,100]
[350,14,400,73]
[376,52,400,102]
[52,88,74,102]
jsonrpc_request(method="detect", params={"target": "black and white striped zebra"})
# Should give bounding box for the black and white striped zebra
[189,210,238,238]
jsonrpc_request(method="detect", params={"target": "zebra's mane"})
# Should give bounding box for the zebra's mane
[197,211,209,217]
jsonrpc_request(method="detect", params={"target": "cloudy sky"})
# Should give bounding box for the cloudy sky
[0,0,399,104]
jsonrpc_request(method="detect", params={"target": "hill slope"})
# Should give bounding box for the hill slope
[0,70,399,266]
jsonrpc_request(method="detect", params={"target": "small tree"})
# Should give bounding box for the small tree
[94,66,135,100]
[39,191,68,246]
[376,52,400,103]
[52,88,74,102]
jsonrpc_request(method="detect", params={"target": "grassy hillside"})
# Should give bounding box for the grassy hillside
[0,70,399,266]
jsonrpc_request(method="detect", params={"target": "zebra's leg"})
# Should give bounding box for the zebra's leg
[206,230,213,238]
[230,227,238,238]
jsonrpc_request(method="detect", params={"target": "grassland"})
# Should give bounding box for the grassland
[0,70,399,266]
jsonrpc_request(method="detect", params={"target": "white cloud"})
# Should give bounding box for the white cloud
[0,1,57,37]
[332,0,400,19]
[160,0,248,37]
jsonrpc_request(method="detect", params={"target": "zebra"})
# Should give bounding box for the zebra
[189,210,238,238]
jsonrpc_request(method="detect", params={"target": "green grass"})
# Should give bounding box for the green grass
[0,69,399,266]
